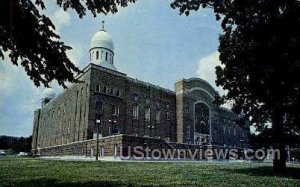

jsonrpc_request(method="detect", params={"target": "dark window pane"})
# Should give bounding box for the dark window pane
[96,102,103,110]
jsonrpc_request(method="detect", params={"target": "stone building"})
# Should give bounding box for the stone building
[32,25,250,158]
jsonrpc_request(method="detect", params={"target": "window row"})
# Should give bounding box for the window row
[95,103,171,121]
[95,103,120,116]
[223,126,237,136]
[90,50,113,63]
[133,105,170,121]
[133,94,170,109]
[223,118,236,124]
[95,85,121,97]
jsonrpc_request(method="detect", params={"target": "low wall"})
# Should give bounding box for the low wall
[33,135,246,160]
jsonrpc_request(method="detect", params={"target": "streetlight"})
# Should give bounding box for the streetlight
[108,119,117,135]
[95,119,101,161]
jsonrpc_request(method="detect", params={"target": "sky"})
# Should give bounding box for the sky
[0,0,225,137]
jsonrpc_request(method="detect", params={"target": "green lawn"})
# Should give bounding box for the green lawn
[0,157,299,186]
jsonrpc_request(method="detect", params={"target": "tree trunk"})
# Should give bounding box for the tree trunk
[273,144,286,173]
[272,110,287,173]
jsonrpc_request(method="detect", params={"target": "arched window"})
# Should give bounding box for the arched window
[194,103,209,134]
[105,52,108,61]
[96,51,99,60]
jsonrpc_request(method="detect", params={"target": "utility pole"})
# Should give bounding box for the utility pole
[95,119,101,161]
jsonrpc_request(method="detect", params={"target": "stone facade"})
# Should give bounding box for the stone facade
[88,64,177,142]
[33,69,92,150]
[175,78,249,147]
[32,64,250,157]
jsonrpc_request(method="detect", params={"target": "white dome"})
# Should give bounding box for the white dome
[90,30,114,52]
[43,88,56,99]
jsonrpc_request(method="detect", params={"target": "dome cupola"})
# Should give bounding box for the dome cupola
[90,30,114,51]
[89,21,116,71]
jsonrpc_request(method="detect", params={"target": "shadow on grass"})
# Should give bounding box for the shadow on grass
[221,166,300,180]
[4,178,132,187]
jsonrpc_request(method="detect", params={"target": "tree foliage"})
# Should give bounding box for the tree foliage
[0,0,135,87]
[171,0,300,171]
[0,135,32,153]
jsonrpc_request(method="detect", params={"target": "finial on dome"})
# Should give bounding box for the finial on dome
[101,20,106,31]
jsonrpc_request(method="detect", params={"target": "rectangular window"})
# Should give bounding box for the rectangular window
[96,102,103,110]
[166,103,170,109]
[186,126,190,139]
[156,102,160,107]
[155,110,160,123]
[185,107,190,115]
[103,86,107,93]
[67,121,71,133]
[115,89,120,96]
[133,105,139,119]
[114,144,119,157]
[145,98,150,104]
[165,112,170,120]
[95,85,101,92]
[112,105,120,116]
[107,87,111,94]
[135,96,138,101]
[145,108,151,121]
[100,146,105,157]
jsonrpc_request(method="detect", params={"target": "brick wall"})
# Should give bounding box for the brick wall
[33,64,250,156]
